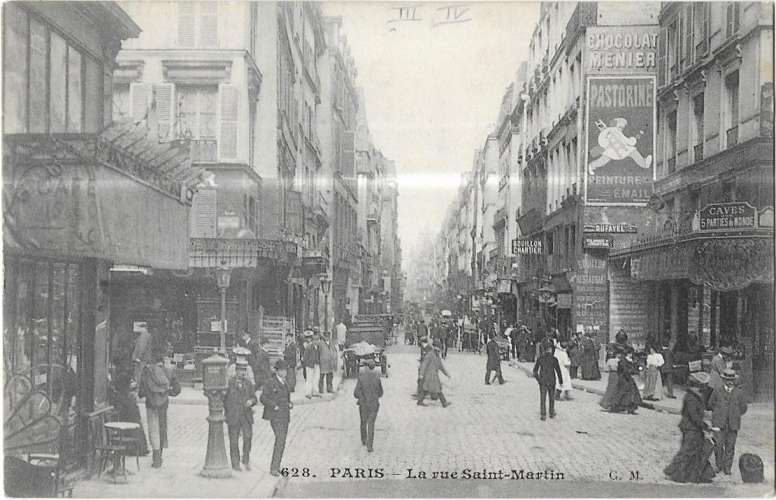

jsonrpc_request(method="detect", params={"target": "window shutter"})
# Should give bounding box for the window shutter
[153,84,175,139]
[218,84,239,160]
[190,188,217,238]
[198,2,218,48]
[657,27,667,87]
[129,83,151,122]
[178,2,195,47]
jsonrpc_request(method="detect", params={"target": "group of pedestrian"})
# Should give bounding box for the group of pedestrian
[300,329,339,399]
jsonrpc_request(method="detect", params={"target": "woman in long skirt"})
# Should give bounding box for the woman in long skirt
[664,372,716,483]
[642,344,664,401]
[599,351,620,410]
[554,342,573,400]
[610,350,642,414]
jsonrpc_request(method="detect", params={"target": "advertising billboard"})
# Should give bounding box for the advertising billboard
[584,76,656,206]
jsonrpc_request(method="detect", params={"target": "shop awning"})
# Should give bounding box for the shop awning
[609,229,774,292]
[3,124,209,269]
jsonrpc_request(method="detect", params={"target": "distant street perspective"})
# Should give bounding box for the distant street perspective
[3,0,774,499]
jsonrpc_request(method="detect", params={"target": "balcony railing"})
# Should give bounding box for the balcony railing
[693,143,704,162]
[190,139,218,163]
[726,126,739,148]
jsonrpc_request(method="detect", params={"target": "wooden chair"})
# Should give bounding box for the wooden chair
[86,408,126,480]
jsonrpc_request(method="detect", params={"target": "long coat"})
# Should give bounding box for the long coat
[486,339,501,369]
[319,341,338,374]
[260,375,291,422]
[418,350,449,394]
[709,386,748,430]
[354,367,383,409]
[224,376,257,427]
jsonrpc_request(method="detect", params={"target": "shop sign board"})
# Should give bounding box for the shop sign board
[512,238,543,254]
[584,76,656,206]
[571,254,609,341]
[583,236,614,249]
[586,26,659,74]
[583,223,638,233]
[698,202,757,231]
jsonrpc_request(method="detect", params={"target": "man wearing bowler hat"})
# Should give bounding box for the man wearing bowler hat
[260,360,292,476]
[708,368,748,475]
[353,359,383,452]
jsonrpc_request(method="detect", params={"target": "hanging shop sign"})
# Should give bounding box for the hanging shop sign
[698,202,757,231]
[512,238,543,254]
[583,236,614,249]
[583,223,638,233]
[584,76,656,206]
[585,27,659,74]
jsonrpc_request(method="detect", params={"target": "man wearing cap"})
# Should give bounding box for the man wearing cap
[225,358,257,471]
[709,346,732,393]
[354,359,383,452]
[260,360,293,476]
[709,368,748,475]
[229,346,256,386]
[319,332,338,394]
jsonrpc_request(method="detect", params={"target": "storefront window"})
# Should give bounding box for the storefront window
[3,4,28,133]
[29,19,47,133]
[49,32,68,133]
[67,48,83,133]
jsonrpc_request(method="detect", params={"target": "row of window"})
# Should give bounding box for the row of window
[3,4,103,135]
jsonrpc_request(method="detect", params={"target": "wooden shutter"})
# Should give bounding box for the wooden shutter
[218,84,239,160]
[657,27,667,87]
[153,84,175,139]
[129,83,151,122]
[178,2,195,47]
[190,188,217,238]
[199,2,218,48]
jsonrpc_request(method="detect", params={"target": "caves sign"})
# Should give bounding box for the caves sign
[585,76,656,205]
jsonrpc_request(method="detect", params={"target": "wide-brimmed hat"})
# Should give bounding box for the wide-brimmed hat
[688,371,710,386]
[720,346,734,355]
[303,330,314,338]
[721,368,738,380]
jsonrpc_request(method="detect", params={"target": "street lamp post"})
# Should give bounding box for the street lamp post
[215,264,232,353]
[320,274,332,331]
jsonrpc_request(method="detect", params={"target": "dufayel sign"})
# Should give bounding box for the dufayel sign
[698,202,757,231]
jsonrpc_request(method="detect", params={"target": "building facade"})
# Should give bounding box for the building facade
[610,1,774,401]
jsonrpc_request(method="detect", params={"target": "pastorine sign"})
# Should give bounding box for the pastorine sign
[584,76,656,206]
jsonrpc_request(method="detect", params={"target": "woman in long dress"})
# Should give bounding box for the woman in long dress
[599,349,621,410]
[610,350,642,414]
[642,344,664,401]
[554,342,573,400]
[664,372,716,483]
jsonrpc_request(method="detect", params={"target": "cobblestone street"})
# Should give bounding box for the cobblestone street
[74,339,773,497]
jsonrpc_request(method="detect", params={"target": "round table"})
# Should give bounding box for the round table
[104,422,141,482]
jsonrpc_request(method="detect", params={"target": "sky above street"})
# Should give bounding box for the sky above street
[323,2,538,264]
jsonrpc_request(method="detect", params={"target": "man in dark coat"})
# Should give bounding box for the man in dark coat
[283,336,298,393]
[353,359,383,452]
[224,358,257,471]
[485,335,505,385]
[254,339,272,388]
[533,343,563,420]
[260,360,292,476]
[417,345,451,407]
[709,368,748,475]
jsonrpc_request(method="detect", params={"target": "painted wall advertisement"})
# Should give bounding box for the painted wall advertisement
[584,76,656,205]
[570,254,609,344]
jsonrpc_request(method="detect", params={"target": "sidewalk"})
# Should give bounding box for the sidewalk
[73,366,345,497]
